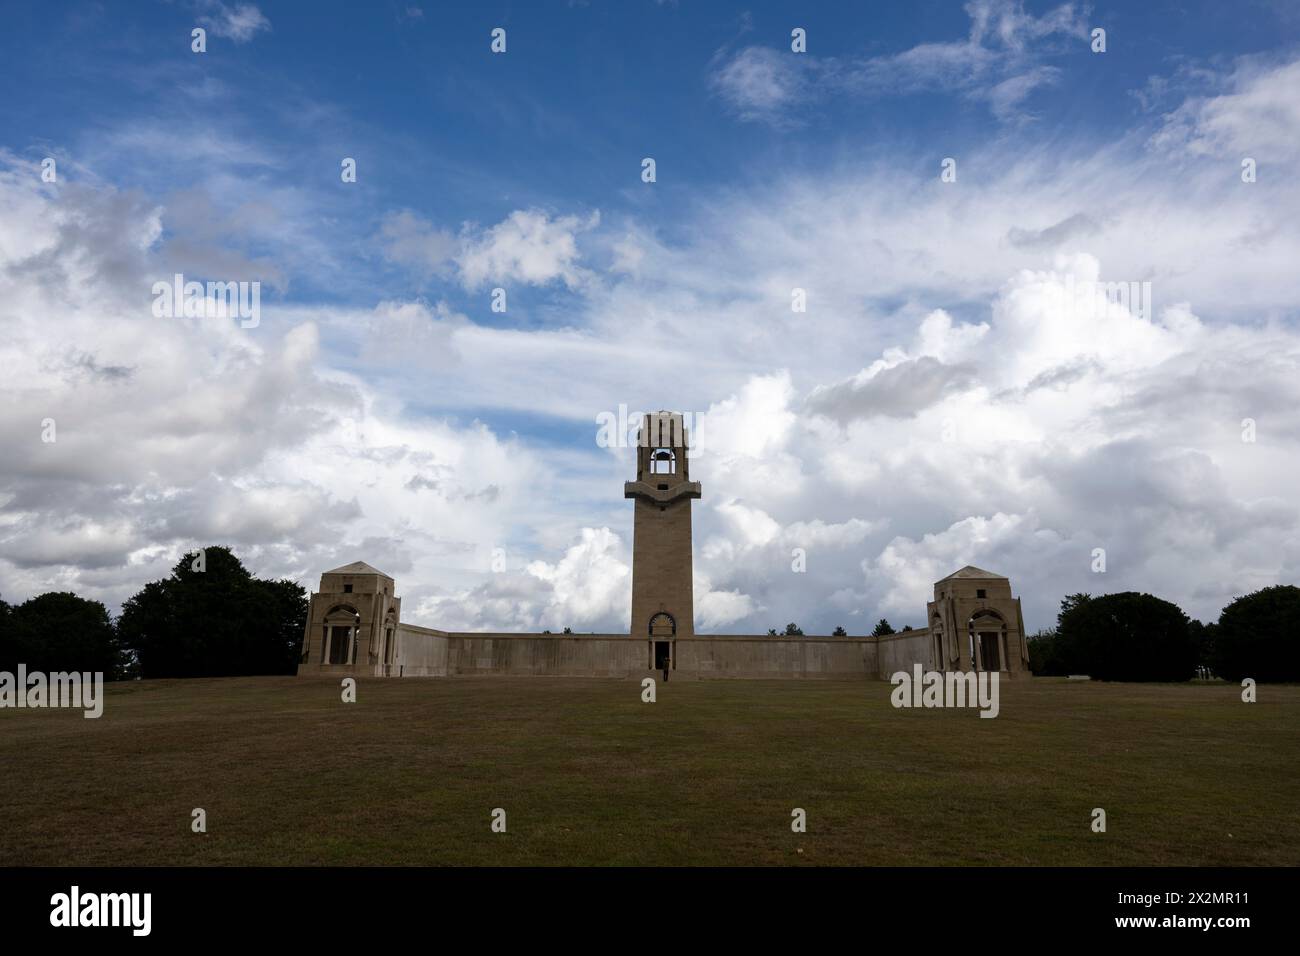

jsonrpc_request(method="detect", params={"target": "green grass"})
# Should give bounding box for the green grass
[2,676,1297,866]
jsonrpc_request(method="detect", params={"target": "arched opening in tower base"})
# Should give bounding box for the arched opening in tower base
[648,612,675,674]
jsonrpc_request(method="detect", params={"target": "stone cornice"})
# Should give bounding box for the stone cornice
[623,480,702,503]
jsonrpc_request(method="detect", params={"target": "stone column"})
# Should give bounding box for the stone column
[947,602,966,670]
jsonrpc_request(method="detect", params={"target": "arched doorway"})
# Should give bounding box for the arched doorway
[649,612,675,672]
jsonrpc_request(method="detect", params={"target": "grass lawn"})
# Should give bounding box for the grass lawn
[2,675,1296,866]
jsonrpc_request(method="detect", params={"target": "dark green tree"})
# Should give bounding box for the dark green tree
[832,626,847,636]
[1026,628,1066,676]
[1211,585,1300,682]
[117,547,307,678]
[1187,619,1217,673]
[1057,593,1092,627]
[871,618,895,636]
[0,597,10,660]
[1056,591,1194,681]
[0,592,124,678]
[783,622,804,636]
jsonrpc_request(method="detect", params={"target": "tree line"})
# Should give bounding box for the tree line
[770,620,914,637]
[0,547,306,681]
[1027,587,1299,682]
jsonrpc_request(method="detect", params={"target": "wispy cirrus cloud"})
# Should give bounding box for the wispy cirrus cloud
[1148,56,1300,158]
[378,208,600,291]
[710,0,1088,125]
[198,2,271,43]
[709,46,816,125]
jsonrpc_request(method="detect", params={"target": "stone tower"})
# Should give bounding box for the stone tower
[298,561,401,676]
[624,412,702,670]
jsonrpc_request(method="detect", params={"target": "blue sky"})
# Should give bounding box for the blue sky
[6,0,1292,309]
[2,1,1299,635]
